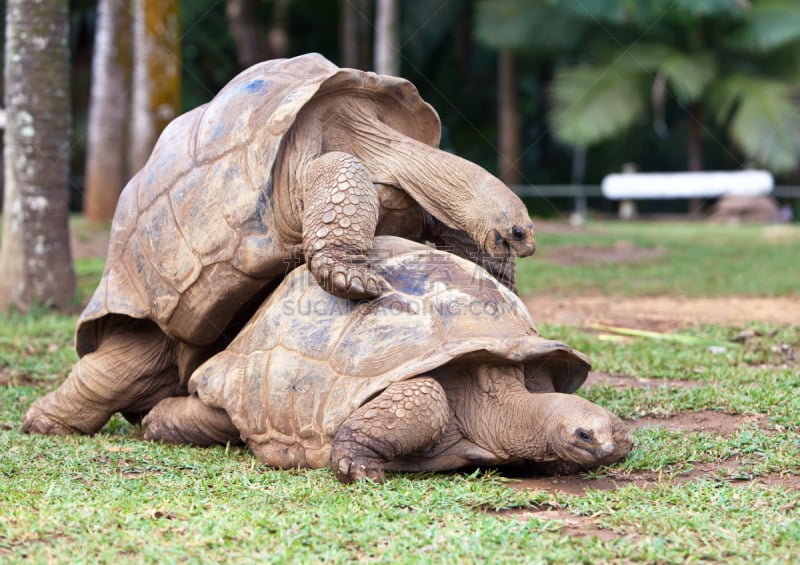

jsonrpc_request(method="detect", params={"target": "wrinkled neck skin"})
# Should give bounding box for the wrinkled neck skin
[386,364,553,473]
[445,364,557,463]
[275,97,535,258]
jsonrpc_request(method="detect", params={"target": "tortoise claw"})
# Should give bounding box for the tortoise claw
[332,454,385,484]
[310,253,384,300]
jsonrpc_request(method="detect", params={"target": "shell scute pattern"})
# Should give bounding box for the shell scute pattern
[190,237,591,470]
[77,53,440,352]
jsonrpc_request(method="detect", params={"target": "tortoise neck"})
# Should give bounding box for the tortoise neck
[444,364,553,463]
[334,108,492,240]
[479,370,554,461]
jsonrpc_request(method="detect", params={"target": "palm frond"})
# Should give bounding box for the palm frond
[548,64,650,146]
[474,0,588,52]
[661,51,717,104]
[726,0,800,52]
[612,42,674,73]
[674,0,749,18]
[550,0,631,24]
[707,76,748,123]
[713,77,800,172]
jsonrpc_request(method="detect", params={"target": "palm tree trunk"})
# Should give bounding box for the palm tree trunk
[498,50,521,186]
[339,0,358,68]
[374,0,399,75]
[339,0,360,67]
[226,0,267,67]
[84,0,132,224]
[129,0,181,174]
[687,101,704,215]
[340,0,372,69]
[0,0,75,311]
[267,0,289,59]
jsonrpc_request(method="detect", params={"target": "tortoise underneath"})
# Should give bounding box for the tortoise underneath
[143,237,632,482]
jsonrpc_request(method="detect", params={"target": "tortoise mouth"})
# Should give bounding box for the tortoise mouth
[483,229,529,259]
[483,225,537,259]
[484,229,514,258]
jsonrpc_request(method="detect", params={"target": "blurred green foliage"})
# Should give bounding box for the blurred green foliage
[46,0,800,210]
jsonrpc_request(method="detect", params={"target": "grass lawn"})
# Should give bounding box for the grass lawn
[1,220,799,562]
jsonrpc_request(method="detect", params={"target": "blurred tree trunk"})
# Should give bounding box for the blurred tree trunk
[129,0,181,174]
[0,108,5,211]
[267,0,289,59]
[374,0,398,75]
[0,0,76,311]
[340,0,359,67]
[498,50,520,186]
[226,0,289,67]
[687,101,704,215]
[340,0,371,69]
[227,0,267,66]
[84,0,132,224]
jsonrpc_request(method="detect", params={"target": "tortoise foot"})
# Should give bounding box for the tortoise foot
[22,399,84,435]
[143,395,240,446]
[330,441,386,483]
[309,252,383,300]
[141,402,181,444]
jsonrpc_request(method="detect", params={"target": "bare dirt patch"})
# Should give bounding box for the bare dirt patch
[503,462,798,498]
[526,294,800,331]
[488,507,625,541]
[539,240,666,267]
[0,369,40,388]
[633,410,771,435]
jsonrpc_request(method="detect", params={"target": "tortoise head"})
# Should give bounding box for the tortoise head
[431,164,535,260]
[411,157,536,260]
[544,395,633,468]
[478,177,536,259]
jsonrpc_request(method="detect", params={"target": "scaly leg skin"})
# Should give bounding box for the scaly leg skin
[22,319,179,435]
[142,395,241,446]
[330,377,449,483]
[303,151,384,299]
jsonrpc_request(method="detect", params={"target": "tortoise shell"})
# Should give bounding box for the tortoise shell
[189,237,591,469]
[77,53,440,354]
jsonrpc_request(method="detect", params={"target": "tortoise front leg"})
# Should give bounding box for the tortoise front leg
[330,376,449,483]
[142,395,241,446]
[302,151,384,299]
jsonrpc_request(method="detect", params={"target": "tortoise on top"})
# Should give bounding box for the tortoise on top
[23,53,535,436]
[143,237,632,483]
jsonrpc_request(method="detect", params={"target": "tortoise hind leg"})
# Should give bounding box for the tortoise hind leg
[330,376,449,483]
[302,151,384,299]
[142,395,241,446]
[22,318,179,435]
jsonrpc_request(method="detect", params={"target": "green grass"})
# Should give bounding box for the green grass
[2,220,799,562]
[517,221,800,296]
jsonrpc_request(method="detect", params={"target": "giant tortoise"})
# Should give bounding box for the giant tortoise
[23,53,535,435]
[142,237,632,483]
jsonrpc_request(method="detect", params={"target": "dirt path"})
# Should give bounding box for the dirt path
[525,294,800,331]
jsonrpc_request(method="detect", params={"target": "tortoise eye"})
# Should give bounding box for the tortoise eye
[577,429,593,442]
[512,226,525,241]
